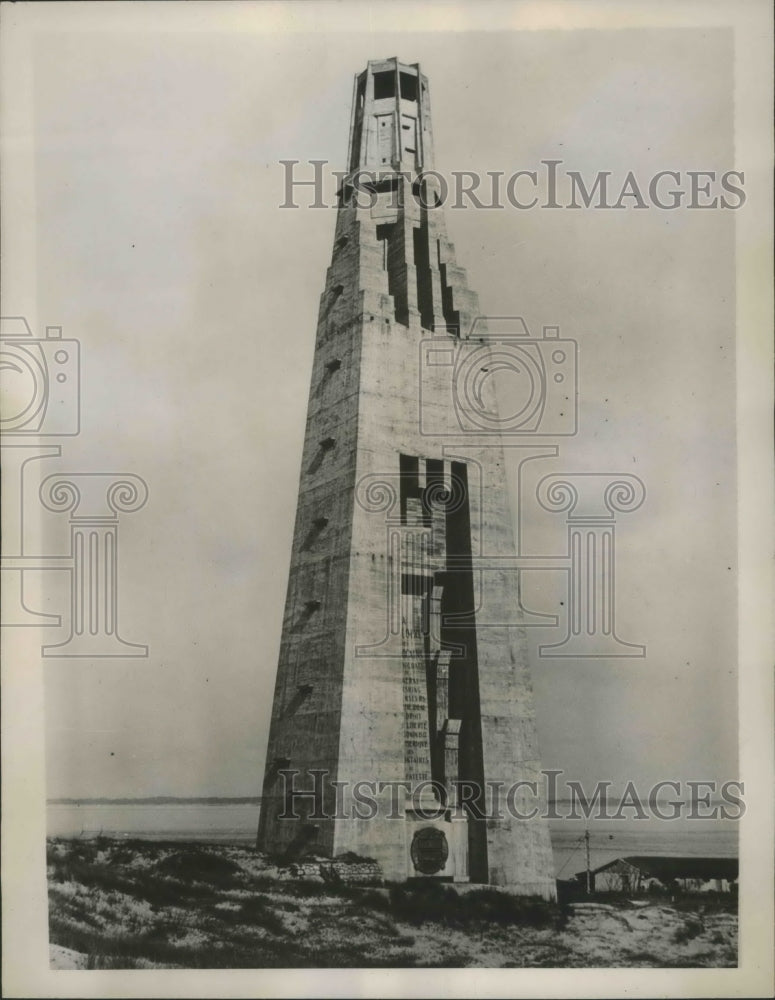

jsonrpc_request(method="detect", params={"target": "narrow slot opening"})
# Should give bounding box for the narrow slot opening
[376,221,407,325]
[399,453,421,524]
[414,223,434,331]
[437,240,460,333]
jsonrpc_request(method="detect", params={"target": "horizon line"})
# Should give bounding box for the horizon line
[47,794,736,807]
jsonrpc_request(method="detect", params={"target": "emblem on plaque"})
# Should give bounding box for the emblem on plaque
[410,827,449,875]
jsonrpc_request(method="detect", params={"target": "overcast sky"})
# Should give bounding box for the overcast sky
[8,8,744,799]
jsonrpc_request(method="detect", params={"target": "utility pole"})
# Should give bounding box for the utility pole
[585,828,592,895]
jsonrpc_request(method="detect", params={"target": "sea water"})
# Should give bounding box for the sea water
[47,801,738,879]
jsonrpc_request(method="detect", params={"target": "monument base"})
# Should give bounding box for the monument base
[404,799,469,883]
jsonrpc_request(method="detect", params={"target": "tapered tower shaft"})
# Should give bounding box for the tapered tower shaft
[258,59,556,897]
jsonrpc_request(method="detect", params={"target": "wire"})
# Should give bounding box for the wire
[555,833,587,877]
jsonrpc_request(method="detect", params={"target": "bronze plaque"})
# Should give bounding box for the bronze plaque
[410,827,449,875]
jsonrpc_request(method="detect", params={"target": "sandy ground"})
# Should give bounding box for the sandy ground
[47,839,737,969]
[49,944,88,970]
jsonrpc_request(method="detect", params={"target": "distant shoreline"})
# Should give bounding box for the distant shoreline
[48,797,262,805]
[47,796,736,808]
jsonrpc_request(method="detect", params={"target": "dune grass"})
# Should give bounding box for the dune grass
[47,838,737,969]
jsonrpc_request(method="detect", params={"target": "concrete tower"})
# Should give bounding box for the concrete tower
[258,58,556,898]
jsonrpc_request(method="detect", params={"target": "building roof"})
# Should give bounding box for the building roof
[575,856,738,882]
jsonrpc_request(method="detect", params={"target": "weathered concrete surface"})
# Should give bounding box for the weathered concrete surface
[258,58,556,900]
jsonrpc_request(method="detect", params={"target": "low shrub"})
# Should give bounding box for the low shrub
[673,917,704,943]
[388,881,560,929]
[154,850,243,884]
[238,895,286,934]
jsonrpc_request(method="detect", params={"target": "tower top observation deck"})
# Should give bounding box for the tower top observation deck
[347,58,434,178]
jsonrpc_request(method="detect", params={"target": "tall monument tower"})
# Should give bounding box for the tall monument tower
[258,58,556,898]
